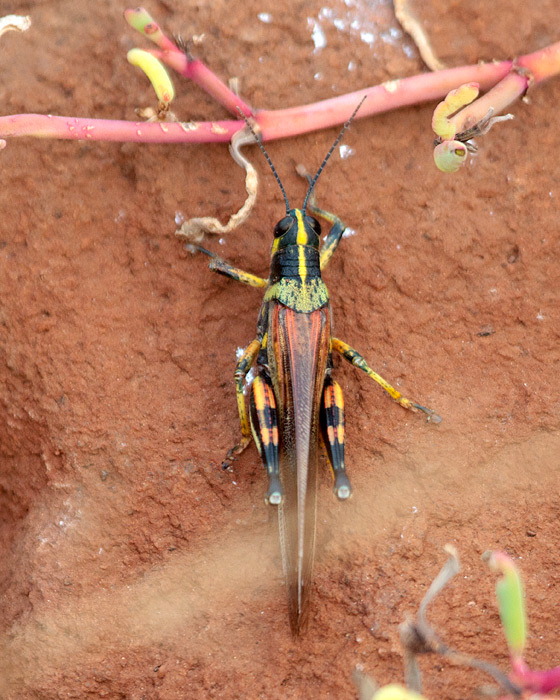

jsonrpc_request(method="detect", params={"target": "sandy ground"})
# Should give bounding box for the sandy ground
[1,1,559,698]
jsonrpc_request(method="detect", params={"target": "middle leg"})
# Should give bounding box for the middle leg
[222,338,261,468]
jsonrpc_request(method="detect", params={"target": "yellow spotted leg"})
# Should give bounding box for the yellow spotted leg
[185,243,267,288]
[332,338,441,422]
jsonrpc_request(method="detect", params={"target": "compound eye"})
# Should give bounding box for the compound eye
[273,216,292,238]
[307,216,321,236]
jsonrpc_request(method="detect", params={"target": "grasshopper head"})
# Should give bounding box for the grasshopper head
[237,99,365,251]
[272,208,321,251]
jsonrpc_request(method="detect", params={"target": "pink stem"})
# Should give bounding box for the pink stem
[518,40,560,83]
[257,62,513,139]
[449,71,528,135]
[153,50,254,117]
[442,42,560,137]
[0,114,241,143]
[511,658,560,694]
[0,61,514,144]
[1,38,560,145]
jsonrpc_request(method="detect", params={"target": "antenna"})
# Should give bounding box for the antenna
[302,96,367,213]
[236,107,290,214]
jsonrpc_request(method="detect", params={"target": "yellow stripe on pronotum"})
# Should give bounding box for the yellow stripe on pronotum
[295,209,308,283]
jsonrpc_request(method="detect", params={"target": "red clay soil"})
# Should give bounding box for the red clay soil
[1,1,560,698]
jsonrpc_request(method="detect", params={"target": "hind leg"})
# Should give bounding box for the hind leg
[249,373,282,505]
[332,337,441,422]
[320,375,352,500]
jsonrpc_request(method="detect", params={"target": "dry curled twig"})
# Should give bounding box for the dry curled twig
[393,0,446,72]
[399,545,522,697]
[175,126,258,243]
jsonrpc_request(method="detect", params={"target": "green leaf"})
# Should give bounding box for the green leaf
[124,8,156,35]
[488,551,526,657]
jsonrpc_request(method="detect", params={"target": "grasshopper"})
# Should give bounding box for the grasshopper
[188,103,440,634]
